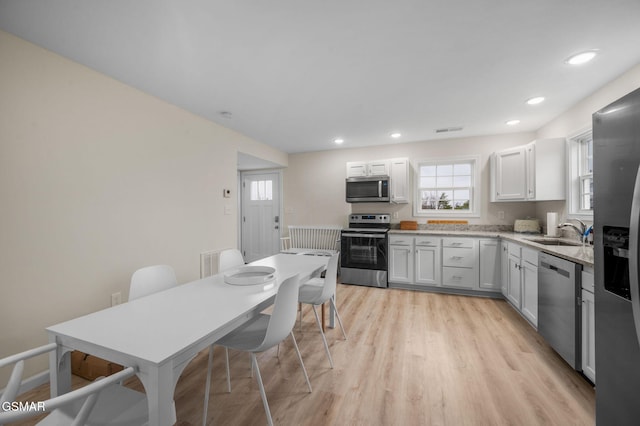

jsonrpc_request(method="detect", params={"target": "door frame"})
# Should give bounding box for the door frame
[238,169,284,258]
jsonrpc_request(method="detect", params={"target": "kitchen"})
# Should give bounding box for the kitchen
[2,1,640,425]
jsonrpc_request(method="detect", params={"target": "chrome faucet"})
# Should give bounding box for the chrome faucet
[558,219,588,241]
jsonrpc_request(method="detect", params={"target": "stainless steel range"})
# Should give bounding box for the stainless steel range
[340,214,390,288]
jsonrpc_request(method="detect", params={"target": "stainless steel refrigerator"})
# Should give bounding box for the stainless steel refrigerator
[593,86,640,424]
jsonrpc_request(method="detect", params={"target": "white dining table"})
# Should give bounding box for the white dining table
[46,253,329,426]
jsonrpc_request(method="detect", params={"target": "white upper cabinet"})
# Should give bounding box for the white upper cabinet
[390,158,409,204]
[346,161,368,177]
[490,138,565,202]
[346,160,390,178]
[534,138,565,201]
[367,160,390,176]
[492,145,527,200]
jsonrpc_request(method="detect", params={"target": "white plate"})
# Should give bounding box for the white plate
[224,266,276,286]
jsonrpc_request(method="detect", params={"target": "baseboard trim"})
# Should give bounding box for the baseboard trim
[388,282,503,299]
[0,370,50,398]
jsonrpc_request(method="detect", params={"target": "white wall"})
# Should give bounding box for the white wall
[284,133,538,229]
[0,30,287,382]
[534,63,640,227]
[284,63,640,233]
[536,63,640,140]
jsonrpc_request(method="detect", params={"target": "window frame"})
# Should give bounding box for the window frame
[567,128,594,220]
[413,155,481,218]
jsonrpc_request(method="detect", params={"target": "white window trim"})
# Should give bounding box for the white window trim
[413,155,481,218]
[566,128,594,220]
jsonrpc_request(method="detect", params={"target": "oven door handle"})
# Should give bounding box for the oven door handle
[342,233,387,239]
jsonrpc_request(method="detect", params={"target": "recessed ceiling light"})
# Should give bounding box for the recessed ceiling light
[390,133,402,139]
[565,50,598,65]
[334,138,344,145]
[506,120,520,126]
[526,96,545,105]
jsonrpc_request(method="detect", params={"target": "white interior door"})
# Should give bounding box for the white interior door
[241,171,281,262]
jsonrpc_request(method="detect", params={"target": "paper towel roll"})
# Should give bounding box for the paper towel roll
[547,212,558,237]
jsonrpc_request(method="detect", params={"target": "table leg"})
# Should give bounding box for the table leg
[137,363,177,426]
[321,303,325,331]
[48,334,71,397]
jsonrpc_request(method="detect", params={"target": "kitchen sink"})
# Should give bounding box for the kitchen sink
[525,238,582,246]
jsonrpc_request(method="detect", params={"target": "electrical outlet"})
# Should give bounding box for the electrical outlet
[393,212,399,219]
[111,292,122,306]
[498,211,505,220]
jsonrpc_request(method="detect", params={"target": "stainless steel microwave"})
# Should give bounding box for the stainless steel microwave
[346,176,390,203]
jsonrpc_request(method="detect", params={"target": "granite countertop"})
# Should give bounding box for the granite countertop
[388,229,594,266]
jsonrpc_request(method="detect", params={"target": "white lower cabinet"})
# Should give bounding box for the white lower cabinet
[389,234,503,293]
[479,239,501,291]
[507,253,522,308]
[442,238,478,290]
[500,242,509,297]
[521,254,538,327]
[415,237,441,286]
[581,267,596,383]
[506,242,538,328]
[389,235,440,287]
[388,236,414,283]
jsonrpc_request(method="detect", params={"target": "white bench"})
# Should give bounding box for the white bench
[280,225,342,330]
[280,225,342,256]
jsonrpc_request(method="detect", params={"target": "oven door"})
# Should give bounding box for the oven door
[340,232,387,271]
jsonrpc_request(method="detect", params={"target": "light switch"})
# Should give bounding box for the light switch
[224,205,232,215]
[223,189,231,198]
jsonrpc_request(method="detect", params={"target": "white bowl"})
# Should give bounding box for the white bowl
[224,266,276,286]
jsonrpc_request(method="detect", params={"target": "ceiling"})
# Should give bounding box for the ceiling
[1,1,640,154]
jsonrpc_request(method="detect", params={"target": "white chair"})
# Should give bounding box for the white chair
[216,248,246,392]
[202,275,312,426]
[218,249,245,273]
[0,343,148,425]
[129,264,177,301]
[298,253,347,368]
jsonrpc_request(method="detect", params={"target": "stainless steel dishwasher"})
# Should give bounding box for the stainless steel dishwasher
[538,252,582,369]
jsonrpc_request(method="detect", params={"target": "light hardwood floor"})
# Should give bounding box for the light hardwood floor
[13,283,595,425]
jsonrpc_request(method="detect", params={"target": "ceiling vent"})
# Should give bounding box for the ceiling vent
[435,127,464,133]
